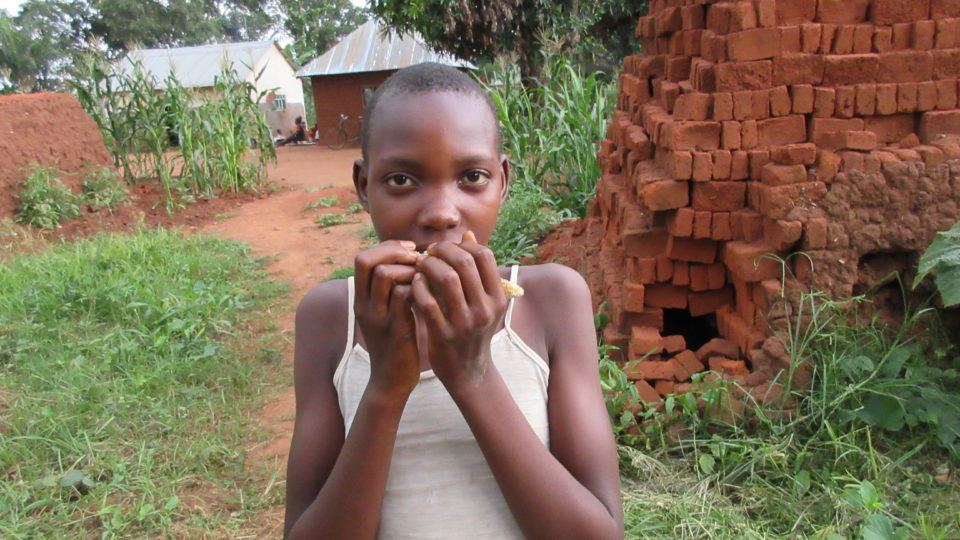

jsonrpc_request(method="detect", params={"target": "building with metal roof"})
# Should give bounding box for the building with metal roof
[296,19,475,142]
[117,41,305,135]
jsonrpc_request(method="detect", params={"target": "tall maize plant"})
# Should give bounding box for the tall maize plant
[70,49,276,212]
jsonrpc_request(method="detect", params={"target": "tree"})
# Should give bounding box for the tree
[0,0,90,92]
[369,0,648,79]
[277,0,367,66]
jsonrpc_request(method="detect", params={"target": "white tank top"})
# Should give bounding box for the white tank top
[333,265,550,539]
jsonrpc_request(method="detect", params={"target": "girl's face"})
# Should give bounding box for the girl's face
[353,91,509,252]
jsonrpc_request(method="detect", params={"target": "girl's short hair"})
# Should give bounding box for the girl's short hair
[360,62,500,159]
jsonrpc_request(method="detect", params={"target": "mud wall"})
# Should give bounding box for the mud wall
[0,93,112,220]
[586,0,960,403]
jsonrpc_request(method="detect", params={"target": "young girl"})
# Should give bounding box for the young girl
[284,63,623,539]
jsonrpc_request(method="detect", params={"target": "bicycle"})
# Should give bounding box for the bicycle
[324,113,362,150]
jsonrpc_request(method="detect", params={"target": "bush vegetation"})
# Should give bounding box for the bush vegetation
[81,166,128,212]
[477,55,616,264]
[915,220,960,308]
[0,229,288,537]
[15,165,81,229]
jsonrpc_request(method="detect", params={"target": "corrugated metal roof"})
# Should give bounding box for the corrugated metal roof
[116,41,283,89]
[295,20,475,78]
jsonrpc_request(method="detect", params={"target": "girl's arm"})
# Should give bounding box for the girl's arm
[411,240,622,539]
[285,242,422,539]
[449,264,623,540]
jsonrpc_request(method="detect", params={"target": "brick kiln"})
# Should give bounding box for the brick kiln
[589,0,960,404]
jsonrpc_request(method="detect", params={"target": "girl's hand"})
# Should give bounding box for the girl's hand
[411,231,508,394]
[354,240,421,402]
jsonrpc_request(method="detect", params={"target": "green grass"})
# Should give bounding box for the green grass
[81,166,128,212]
[0,229,289,537]
[605,285,960,538]
[304,196,338,212]
[315,213,347,228]
[325,266,355,281]
[346,202,364,214]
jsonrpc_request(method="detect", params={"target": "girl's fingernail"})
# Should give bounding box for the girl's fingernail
[463,230,477,243]
[400,240,416,250]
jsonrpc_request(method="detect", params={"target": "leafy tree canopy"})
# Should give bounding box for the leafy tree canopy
[277,0,367,66]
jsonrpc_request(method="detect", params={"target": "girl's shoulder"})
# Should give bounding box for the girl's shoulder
[512,263,593,341]
[294,278,351,379]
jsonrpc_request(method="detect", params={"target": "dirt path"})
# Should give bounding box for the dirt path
[202,145,367,536]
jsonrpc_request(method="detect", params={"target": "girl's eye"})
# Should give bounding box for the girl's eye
[385,174,414,187]
[462,171,489,185]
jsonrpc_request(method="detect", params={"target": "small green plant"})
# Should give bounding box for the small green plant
[304,196,338,211]
[346,202,364,214]
[914,220,960,307]
[358,223,379,247]
[325,266,356,281]
[81,166,127,211]
[315,213,347,228]
[15,165,81,229]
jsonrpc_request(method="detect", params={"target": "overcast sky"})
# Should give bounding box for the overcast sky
[1,0,366,17]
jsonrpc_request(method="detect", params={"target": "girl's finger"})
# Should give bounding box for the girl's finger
[369,264,417,321]
[354,241,418,305]
[458,231,503,299]
[415,253,470,324]
[387,283,417,343]
[409,272,449,335]
[428,241,486,306]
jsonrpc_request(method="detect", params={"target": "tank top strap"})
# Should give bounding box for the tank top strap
[504,264,520,330]
[333,277,357,386]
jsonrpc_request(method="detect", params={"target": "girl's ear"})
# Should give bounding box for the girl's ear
[353,159,370,211]
[498,154,511,202]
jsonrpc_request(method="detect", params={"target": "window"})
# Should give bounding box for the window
[274,94,287,111]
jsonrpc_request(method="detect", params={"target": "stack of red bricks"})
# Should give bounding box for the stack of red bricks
[592,0,960,405]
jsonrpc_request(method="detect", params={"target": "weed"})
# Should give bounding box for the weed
[346,202,364,214]
[914,219,960,307]
[0,229,289,536]
[304,196,338,212]
[81,166,127,211]
[15,165,81,229]
[325,266,356,281]
[357,223,378,247]
[315,213,347,228]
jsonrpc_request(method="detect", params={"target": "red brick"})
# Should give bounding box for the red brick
[737,120,756,149]
[803,217,829,249]
[769,86,791,117]
[656,255,674,282]
[654,379,676,396]
[692,182,746,212]
[623,228,669,258]
[932,49,960,80]
[823,54,878,85]
[935,19,960,49]
[876,83,898,114]
[717,60,773,91]
[801,23,823,53]
[933,0,960,18]
[733,90,753,120]
[757,0,777,27]
[791,84,815,113]
[644,283,689,309]
[668,151,694,179]
[834,25,856,54]
[751,89,771,119]
[731,150,750,180]
[681,5,706,30]
[708,357,750,377]
[777,0,816,24]
[713,92,734,120]
[666,236,718,264]
[892,22,913,49]
[773,54,825,85]
[872,0,932,25]
[855,84,877,115]
[696,337,741,360]
[629,326,663,358]
[755,181,829,220]
[727,28,781,60]
[813,87,836,117]
[874,26,893,52]
[740,210,764,241]
[763,218,803,250]
[689,263,710,291]
[689,287,735,317]
[713,150,733,179]
[781,26,802,53]
[655,6,683,36]
[660,121,722,150]
[878,51,933,83]
[639,181,689,211]
[673,350,705,380]
[936,79,958,110]
[622,278,645,310]
[913,20,935,50]
[672,261,691,286]
[758,115,807,146]
[707,262,727,289]
[920,110,960,143]
[897,83,918,113]
[722,121,742,149]
[723,241,782,282]
[668,207,695,237]
[821,23,838,52]
[771,143,817,165]
[845,130,879,150]
[748,149,771,180]
[761,163,807,185]
[853,24,874,53]
[662,334,687,354]
[693,151,713,181]
[809,117,866,142]
[918,81,938,111]
[634,380,661,404]
[674,93,714,121]
[835,86,856,118]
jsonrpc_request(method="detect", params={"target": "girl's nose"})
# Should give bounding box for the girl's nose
[417,190,461,232]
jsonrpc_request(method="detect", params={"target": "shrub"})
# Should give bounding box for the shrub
[81,166,127,211]
[15,165,81,229]
[914,220,960,307]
